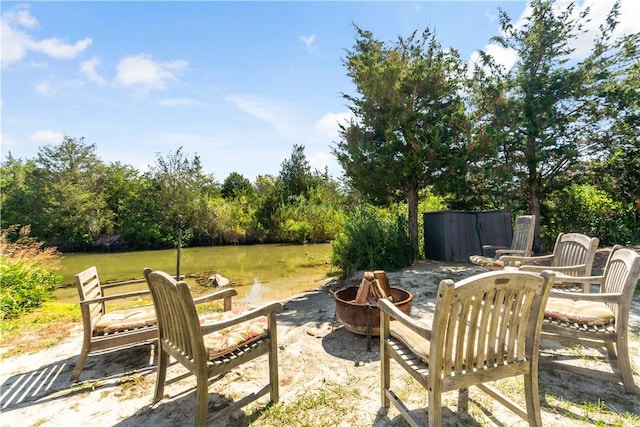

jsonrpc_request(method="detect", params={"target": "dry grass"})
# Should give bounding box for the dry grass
[0,225,61,268]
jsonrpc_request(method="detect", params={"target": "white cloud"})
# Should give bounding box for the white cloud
[314,111,352,140]
[300,35,316,53]
[565,0,640,58]
[308,150,333,172]
[469,43,519,76]
[616,0,640,34]
[227,94,298,140]
[1,5,91,68]
[29,129,65,144]
[30,36,92,60]
[471,0,638,75]
[35,80,56,97]
[0,133,19,151]
[1,12,32,66]
[113,54,188,94]
[80,58,107,86]
[484,9,497,24]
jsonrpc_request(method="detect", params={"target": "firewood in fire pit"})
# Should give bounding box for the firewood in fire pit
[373,270,392,297]
[354,278,371,304]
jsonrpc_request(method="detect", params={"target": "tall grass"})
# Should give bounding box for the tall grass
[0,225,62,320]
[330,206,412,277]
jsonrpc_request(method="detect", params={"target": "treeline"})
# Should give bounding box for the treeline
[1,139,348,251]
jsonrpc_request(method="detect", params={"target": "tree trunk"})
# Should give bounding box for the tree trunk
[408,186,419,262]
[529,191,542,253]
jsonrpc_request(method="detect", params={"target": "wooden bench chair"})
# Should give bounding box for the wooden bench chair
[72,266,158,382]
[143,268,282,426]
[470,214,535,268]
[501,232,599,288]
[541,246,640,394]
[72,266,235,382]
[378,270,555,426]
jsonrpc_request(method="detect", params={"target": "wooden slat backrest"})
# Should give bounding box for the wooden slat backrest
[430,271,551,378]
[145,270,208,373]
[551,233,599,276]
[601,248,640,321]
[511,215,535,254]
[75,266,106,329]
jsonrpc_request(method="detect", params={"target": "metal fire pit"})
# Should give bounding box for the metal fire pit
[334,287,413,336]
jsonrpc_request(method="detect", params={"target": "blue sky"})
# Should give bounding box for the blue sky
[1,1,638,182]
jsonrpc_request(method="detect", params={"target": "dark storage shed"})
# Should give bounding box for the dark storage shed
[423,210,513,262]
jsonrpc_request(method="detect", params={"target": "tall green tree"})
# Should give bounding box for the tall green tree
[32,136,111,248]
[335,26,469,259]
[144,147,219,247]
[0,155,38,231]
[470,0,636,249]
[279,144,312,199]
[587,27,640,231]
[221,172,254,200]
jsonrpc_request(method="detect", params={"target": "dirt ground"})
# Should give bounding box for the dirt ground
[1,253,639,426]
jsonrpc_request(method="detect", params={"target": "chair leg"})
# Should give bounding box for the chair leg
[154,350,169,403]
[268,314,279,403]
[523,370,542,426]
[380,342,390,410]
[71,339,91,382]
[614,336,638,394]
[195,375,209,427]
[428,388,442,426]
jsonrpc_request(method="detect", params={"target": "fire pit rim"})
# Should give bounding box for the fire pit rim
[333,286,414,306]
[333,286,414,335]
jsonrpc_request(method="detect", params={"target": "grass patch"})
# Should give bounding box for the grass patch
[250,378,368,426]
[0,301,80,357]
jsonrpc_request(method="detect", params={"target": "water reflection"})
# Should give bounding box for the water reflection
[55,243,337,303]
[243,278,265,302]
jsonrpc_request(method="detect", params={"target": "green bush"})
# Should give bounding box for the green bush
[0,259,61,320]
[543,184,634,247]
[0,226,62,320]
[330,206,411,277]
[275,191,346,244]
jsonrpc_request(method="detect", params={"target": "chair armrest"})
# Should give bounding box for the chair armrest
[201,302,282,334]
[80,290,151,305]
[193,288,238,304]
[495,249,529,257]
[101,278,146,289]
[483,244,508,250]
[482,244,507,256]
[500,253,553,264]
[377,298,431,340]
[519,264,586,274]
[551,274,604,285]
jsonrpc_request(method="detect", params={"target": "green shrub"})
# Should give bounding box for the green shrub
[1,260,61,319]
[330,206,411,277]
[275,192,346,244]
[543,184,634,247]
[0,226,61,320]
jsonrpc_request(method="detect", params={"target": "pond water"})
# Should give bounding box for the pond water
[54,243,337,304]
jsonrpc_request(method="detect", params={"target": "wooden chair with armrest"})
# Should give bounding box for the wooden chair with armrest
[143,268,282,426]
[541,246,640,394]
[501,232,599,288]
[72,266,158,382]
[470,214,535,268]
[378,269,555,426]
[72,266,236,382]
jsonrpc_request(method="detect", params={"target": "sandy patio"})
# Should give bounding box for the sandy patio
[1,256,639,426]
